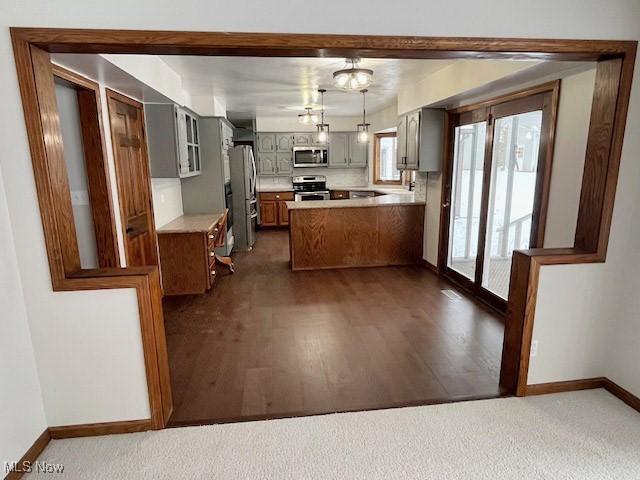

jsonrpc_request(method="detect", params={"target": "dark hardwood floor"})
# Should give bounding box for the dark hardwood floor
[164,229,505,426]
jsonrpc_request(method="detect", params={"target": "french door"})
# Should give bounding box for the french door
[440,84,559,312]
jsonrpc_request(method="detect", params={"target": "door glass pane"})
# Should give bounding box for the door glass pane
[186,115,193,143]
[448,122,487,280]
[482,110,542,299]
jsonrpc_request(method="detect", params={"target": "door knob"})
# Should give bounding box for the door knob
[442,202,450,208]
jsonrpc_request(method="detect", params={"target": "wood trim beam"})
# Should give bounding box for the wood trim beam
[10,28,636,60]
[574,58,624,253]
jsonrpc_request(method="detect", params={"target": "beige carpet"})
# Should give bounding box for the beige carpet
[27,389,640,479]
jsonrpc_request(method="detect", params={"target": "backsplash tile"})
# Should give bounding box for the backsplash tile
[258,168,368,189]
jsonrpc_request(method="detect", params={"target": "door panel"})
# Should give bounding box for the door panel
[107,91,158,267]
[447,121,487,281]
[348,133,367,167]
[481,110,543,299]
[405,110,420,169]
[441,86,557,312]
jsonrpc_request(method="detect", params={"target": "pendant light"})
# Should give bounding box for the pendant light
[315,89,330,144]
[298,107,319,125]
[356,89,370,143]
[333,58,374,91]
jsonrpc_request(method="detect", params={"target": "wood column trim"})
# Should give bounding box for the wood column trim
[574,58,624,253]
[3,430,51,480]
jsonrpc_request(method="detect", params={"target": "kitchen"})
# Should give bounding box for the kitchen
[50,51,593,424]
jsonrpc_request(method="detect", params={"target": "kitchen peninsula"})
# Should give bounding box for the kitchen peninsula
[287,192,425,271]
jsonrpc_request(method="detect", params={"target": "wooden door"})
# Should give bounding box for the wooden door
[107,90,158,267]
[329,133,348,168]
[260,200,278,226]
[348,133,368,167]
[278,201,289,226]
[405,110,421,169]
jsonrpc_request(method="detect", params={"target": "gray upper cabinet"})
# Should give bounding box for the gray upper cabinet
[276,152,293,175]
[293,133,312,146]
[257,133,276,152]
[348,133,368,168]
[145,104,201,178]
[258,152,277,175]
[276,134,294,152]
[405,110,421,170]
[329,133,348,168]
[397,108,444,172]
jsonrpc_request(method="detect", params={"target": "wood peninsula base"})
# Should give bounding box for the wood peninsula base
[288,203,425,271]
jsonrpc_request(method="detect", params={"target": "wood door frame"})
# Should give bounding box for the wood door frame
[51,64,121,268]
[9,29,636,430]
[438,81,560,313]
[105,88,160,267]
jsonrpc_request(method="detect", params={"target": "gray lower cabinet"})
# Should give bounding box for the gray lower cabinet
[397,108,444,172]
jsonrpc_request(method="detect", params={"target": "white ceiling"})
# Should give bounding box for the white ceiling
[159,56,453,119]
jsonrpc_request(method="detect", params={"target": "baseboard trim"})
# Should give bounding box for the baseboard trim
[524,377,607,396]
[525,377,640,413]
[49,419,153,439]
[4,429,50,480]
[602,378,640,413]
[421,259,438,273]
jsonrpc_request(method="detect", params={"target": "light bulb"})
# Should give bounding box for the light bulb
[335,74,348,87]
[358,130,369,143]
[349,76,359,90]
[317,130,328,143]
[356,72,369,86]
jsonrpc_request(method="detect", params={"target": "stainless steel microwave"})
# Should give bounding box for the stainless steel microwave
[293,147,328,168]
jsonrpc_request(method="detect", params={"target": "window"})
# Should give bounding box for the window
[373,132,400,184]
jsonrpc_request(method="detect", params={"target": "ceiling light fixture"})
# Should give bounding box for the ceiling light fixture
[333,58,374,91]
[315,89,330,144]
[356,89,370,143]
[298,107,319,125]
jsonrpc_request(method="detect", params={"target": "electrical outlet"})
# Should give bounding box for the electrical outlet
[530,340,538,357]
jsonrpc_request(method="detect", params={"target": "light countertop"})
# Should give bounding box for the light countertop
[158,213,226,234]
[286,193,424,210]
[256,185,294,192]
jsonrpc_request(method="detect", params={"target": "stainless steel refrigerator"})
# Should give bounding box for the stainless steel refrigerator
[229,145,257,251]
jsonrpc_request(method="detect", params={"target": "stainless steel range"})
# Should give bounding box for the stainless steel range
[292,175,330,201]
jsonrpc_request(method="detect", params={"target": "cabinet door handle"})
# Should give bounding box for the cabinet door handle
[211,270,216,275]
[208,234,214,239]
[276,195,280,199]
[210,252,215,257]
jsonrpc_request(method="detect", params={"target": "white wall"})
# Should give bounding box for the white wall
[151,178,184,228]
[398,60,539,115]
[0,165,48,464]
[543,68,595,247]
[1,0,639,455]
[255,114,363,132]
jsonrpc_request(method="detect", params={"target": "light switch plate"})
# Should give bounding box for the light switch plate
[70,190,89,206]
